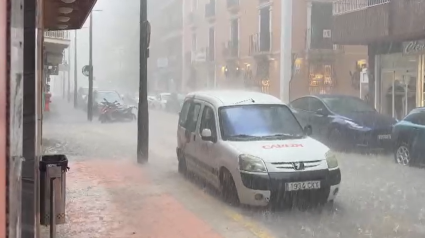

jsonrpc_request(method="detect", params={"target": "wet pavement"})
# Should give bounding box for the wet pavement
[41,98,425,238]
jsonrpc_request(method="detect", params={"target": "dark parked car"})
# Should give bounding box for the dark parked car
[289,95,397,151]
[392,107,425,166]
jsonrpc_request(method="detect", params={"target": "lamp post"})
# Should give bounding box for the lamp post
[73,30,78,108]
[87,10,102,121]
[137,0,150,163]
[279,0,293,103]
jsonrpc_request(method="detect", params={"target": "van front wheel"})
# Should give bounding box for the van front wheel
[220,169,239,206]
[178,156,187,175]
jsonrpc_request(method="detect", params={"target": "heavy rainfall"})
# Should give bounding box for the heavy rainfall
[7,0,425,237]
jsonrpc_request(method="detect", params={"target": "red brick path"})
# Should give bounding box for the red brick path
[59,159,224,238]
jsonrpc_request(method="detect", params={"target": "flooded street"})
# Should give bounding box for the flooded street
[43,99,425,238]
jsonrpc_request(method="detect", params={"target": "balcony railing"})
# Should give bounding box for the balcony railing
[205,2,215,18]
[227,0,239,8]
[332,0,389,15]
[249,32,272,55]
[44,30,70,40]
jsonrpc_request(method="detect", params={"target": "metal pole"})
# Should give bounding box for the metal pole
[62,71,65,99]
[137,0,149,163]
[280,0,292,103]
[87,13,94,121]
[73,30,78,108]
[404,74,408,116]
[392,71,395,118]
[67,48,71,102]
[49,178,56,238]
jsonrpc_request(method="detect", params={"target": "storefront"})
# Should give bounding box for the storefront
[375,40,425,120]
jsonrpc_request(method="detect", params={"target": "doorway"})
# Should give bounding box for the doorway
[381,69,417,120]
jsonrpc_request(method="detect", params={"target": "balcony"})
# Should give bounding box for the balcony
[227,0,239,11]
[205,2,216,21]
[249,32,272,56]
[332,0,425,45]
[222,40,239,59]
[44,31,71,66]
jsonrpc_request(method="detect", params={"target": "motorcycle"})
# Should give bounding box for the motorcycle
[98,99,136,123]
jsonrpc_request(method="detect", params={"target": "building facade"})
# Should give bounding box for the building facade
[2,0,96,237]
[333,0,425,119]
[182,0,367,100]
[148,0,184,93]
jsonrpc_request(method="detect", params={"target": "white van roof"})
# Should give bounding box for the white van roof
[186,90,284,108]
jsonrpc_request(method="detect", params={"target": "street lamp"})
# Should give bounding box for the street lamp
[87,9,102,121]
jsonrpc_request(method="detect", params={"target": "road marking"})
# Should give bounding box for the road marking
[224,209,275,238]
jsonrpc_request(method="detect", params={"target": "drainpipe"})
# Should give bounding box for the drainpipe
[279,0,292,103]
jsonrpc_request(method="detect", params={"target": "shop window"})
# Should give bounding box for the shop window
[309,63,333,94]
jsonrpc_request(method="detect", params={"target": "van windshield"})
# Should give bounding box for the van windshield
[219,105,305,141]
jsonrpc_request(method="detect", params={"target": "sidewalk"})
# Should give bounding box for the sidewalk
[41,99,265,238]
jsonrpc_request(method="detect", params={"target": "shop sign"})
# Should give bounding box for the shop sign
[403,40,425,55]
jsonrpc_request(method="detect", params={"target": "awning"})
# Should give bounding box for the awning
[43,0,97,30]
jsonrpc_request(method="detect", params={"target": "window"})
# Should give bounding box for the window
[200,106,217,138]
[322,96,375,114]
[290,98,309,111]
[219,105,304,141]
[179,100,192,127]
[192,0,197,11]
[185,103,201,132]
[308,98,326,112]
[404,111,425,125]
[192,33,197,52]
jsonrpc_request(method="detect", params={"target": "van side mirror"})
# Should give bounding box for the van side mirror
[201,128,212,140]
[201,128,214,141]
[304,125,312,136]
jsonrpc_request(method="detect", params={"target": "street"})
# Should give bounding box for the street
[42,99,425,238]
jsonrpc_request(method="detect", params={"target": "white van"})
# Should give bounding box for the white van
[176,91,340,206]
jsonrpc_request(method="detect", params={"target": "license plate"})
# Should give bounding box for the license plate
[378,134,391,140]
[285,181,321,191]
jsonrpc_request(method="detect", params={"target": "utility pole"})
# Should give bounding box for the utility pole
[137,0,150,163]
[279,0,292,103]
[62,70,65,99]
[73,30,78,108]
[87,13,94,121]
[67,47,71,102]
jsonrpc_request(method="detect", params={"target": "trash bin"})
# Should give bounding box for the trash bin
[39,154,69,226]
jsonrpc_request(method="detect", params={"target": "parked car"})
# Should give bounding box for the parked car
[165,93,185,113]
[392,107,425,166]
[177,91,340,207]
[289,95,397,151]
[151,92,171,110]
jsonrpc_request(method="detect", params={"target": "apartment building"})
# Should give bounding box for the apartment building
[148,0,183,92]
[183,0,367,99]
[333,0,425,119]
